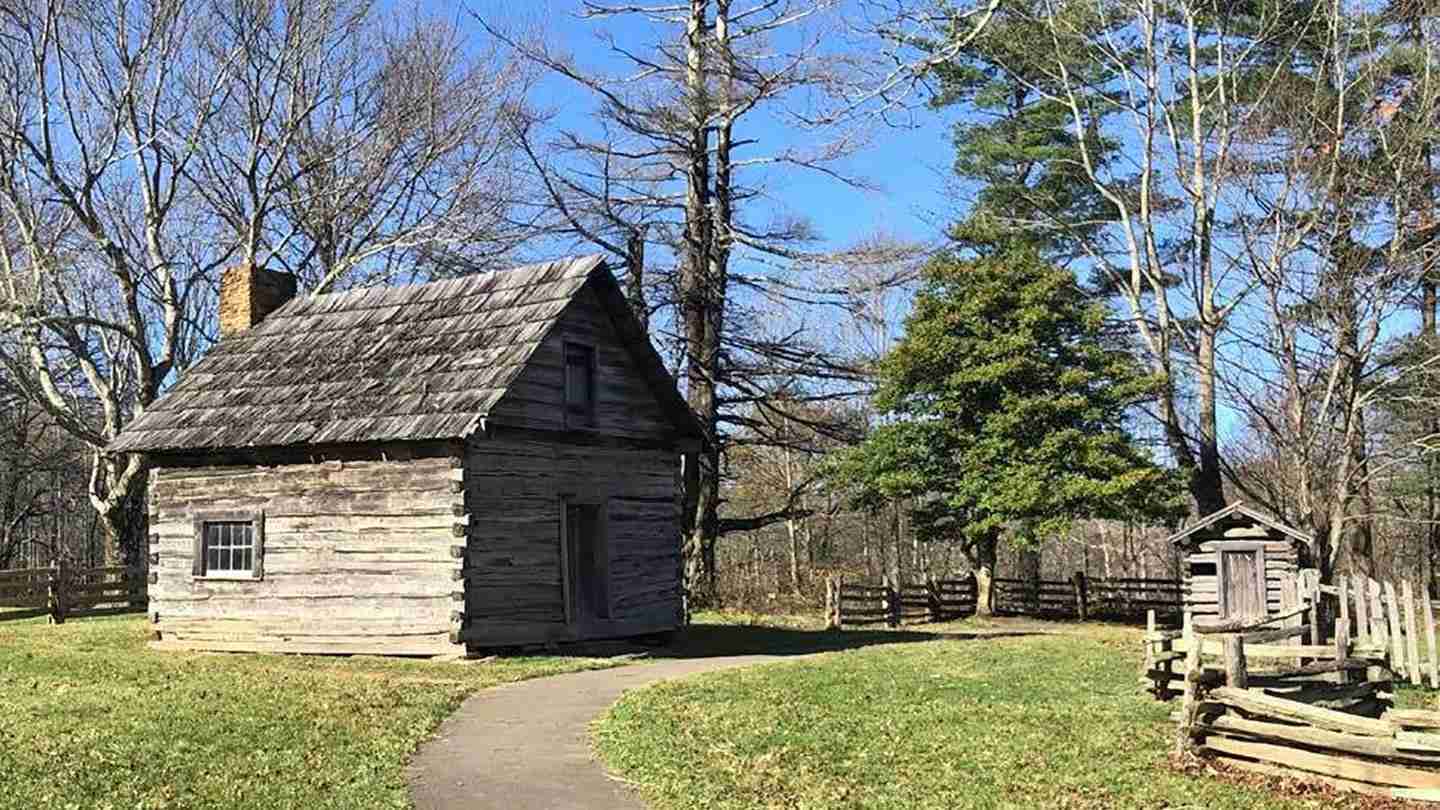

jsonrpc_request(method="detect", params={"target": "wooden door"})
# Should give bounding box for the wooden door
[562,502,611,626]
[1219,548,1266,619]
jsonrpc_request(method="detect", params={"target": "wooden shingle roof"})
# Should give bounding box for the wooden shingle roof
[1166,502,1312,548]
[109,255,702,453]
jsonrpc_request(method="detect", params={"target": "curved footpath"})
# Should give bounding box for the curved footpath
[407,653,820,810]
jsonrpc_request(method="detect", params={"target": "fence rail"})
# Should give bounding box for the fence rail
[994,572,1182,621]
[827,575,977,628]
[828,571,1179,629]
[1149,582,1440,800]
[0,561,147,623]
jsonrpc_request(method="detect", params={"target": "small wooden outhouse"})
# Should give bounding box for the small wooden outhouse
[1168,503,1312,621]
[108,255,702,656]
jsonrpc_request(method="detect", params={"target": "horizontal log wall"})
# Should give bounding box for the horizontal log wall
[461,434,683,646]
[148,455,463,656]
[1182,531,1300,619]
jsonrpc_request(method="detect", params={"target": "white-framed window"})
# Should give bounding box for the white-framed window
[192,511,265,580]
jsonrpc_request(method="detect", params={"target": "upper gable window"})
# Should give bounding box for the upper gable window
[564,342,596,426]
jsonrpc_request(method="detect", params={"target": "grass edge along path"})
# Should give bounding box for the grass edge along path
[0,615,623,810]
[595,621,1411,810]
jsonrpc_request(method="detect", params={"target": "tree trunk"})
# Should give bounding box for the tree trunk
[1192,327,1226,515]
[1017,544,1041,613]
[678,0,716,599]
[969,532,999,617]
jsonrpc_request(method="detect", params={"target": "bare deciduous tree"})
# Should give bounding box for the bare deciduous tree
[0,0,533,562]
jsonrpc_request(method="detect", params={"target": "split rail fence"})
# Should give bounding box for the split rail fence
[0,561,147,624]
[826,575,977,628]
[828,571,1182,628]
[992,572,1182,621]
[1144,570,1440,800]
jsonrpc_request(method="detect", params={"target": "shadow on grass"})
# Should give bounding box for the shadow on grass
[557,624,1048,660]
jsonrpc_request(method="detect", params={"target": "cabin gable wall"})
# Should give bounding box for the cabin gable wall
[487,284,678,442]
[460,433,683,647]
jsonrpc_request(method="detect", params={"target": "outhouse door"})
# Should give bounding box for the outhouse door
[1217,544,1267,619]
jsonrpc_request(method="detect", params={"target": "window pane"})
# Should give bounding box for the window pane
[565,345,593,412]
[202,520,257,575]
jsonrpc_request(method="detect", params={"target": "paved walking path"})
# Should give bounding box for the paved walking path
[407,653,816,810]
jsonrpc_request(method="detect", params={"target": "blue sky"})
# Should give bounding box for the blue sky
[470,1,960,255]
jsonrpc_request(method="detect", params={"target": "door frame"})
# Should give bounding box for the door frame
[559,494,612,629]
[1215,541,1267,619]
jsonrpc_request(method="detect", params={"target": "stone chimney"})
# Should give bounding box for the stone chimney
[219,264,297,337]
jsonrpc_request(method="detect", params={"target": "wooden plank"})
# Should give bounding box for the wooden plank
[1205,752,1394,797]
[1208,687,1396,737]
[1354,575,1370,644]
[1304,569,1320,647]
[1370,578,1388,650]
[1386,710,1440,730]
[1279,574,1300,664]
[1387,580,1407,679]
[1224,635,1248,688]
[1396,732,1440,752]
[1202,733,1440,789]
[1200,712,1440,763]
[1173,637,1342,660]
[1427,587,1440,690]
[1178,612,1201,753]
[1406,580,1424,687]
[1338,575,1350,641]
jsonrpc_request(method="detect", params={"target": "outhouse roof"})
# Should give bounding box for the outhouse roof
[1166,502,1313,548]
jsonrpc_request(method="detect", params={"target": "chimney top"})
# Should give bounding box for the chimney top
[219,264,297,338]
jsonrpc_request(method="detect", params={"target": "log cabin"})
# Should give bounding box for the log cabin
[1169,503,1312,623]
[107,255,702,655]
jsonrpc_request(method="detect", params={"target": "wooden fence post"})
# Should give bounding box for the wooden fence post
[1177,612,1200,755]
[833,575,845,629]
[825,577,837,630]
[1145,610,1156,665]
[883,576,899,628]
[1334,617,1351,685]
[1353,575,1369,644]
[1280,573,1300,666]
[1223,633,1247,689]
[1404,579,1423,687]
[1385,580,1406,680]
[47,558,65,625]
[1423,586,1439,690]
[1301,570,1321,646]
[1337,575,1350,643]
[1369,578,1388,653]
[1073,571,1089,621]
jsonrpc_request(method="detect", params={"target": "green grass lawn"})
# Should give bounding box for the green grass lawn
[596,618,1384,810]
[0,616,620,810]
